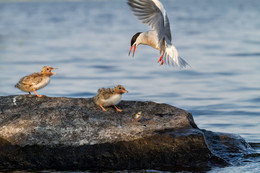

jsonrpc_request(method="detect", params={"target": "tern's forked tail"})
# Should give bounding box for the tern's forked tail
[163,44,190,68]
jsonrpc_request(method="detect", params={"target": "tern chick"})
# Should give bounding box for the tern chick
[94,85,128,112]
[15,66,56,97]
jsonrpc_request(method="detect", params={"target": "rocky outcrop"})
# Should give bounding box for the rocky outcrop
[0,95,256,171]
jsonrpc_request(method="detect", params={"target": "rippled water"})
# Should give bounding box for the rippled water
[0,0,260,171]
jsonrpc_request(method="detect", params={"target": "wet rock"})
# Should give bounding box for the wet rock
[0,95,255,171]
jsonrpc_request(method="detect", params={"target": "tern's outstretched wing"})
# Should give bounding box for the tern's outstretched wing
[164,14,171,41]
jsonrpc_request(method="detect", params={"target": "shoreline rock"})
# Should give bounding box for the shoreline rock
[0,95,256,171]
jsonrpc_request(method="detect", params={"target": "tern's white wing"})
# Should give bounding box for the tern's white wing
[128,0,169,50]
[152,0,172,41]
[150,0,171,41]
[164,14,172,41]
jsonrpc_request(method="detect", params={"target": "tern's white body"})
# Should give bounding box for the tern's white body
[128,0,190,68]
[136,31,159,49]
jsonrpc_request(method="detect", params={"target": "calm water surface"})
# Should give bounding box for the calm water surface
[0,0,259,172]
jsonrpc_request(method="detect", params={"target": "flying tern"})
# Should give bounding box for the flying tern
[127,0,190,68]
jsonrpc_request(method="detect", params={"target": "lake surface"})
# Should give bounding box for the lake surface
[0,0,259,172]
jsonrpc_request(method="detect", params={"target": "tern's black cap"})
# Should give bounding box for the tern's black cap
[131,32,142,46]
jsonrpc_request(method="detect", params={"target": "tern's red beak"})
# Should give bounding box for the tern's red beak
[129,44,136,57]
[129,45,133,56]
[132,44,137,56]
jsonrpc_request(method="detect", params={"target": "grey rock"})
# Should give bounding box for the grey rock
[0,95,255,171]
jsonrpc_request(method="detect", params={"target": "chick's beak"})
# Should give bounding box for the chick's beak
[50,67,57,75]
[121,89,128,93]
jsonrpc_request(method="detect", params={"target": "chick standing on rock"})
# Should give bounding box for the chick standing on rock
[15,66,56,97]
[94,85,128,112]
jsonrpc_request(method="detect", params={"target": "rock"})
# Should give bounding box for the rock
[0,95,256,171]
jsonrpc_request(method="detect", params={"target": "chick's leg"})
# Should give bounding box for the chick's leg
[33,90,42,98]
[99,104,107,111]
[114,105,122,112]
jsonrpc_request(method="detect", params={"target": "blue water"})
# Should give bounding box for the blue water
[0,0,259,172]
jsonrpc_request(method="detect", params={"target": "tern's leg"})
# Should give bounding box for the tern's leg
[113,105,122,112]
[157,51,164,63]
[33,90,42,98]
[160,60,164,65]
[99,104,107,111]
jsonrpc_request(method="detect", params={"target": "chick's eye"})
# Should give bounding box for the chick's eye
[119,87,122,89]
[47,68,49,70]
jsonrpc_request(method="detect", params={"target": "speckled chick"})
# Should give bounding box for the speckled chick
[94,85,128,112]
[15,66,56,97]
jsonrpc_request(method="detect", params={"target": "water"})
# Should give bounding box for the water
[0,0,259,171]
